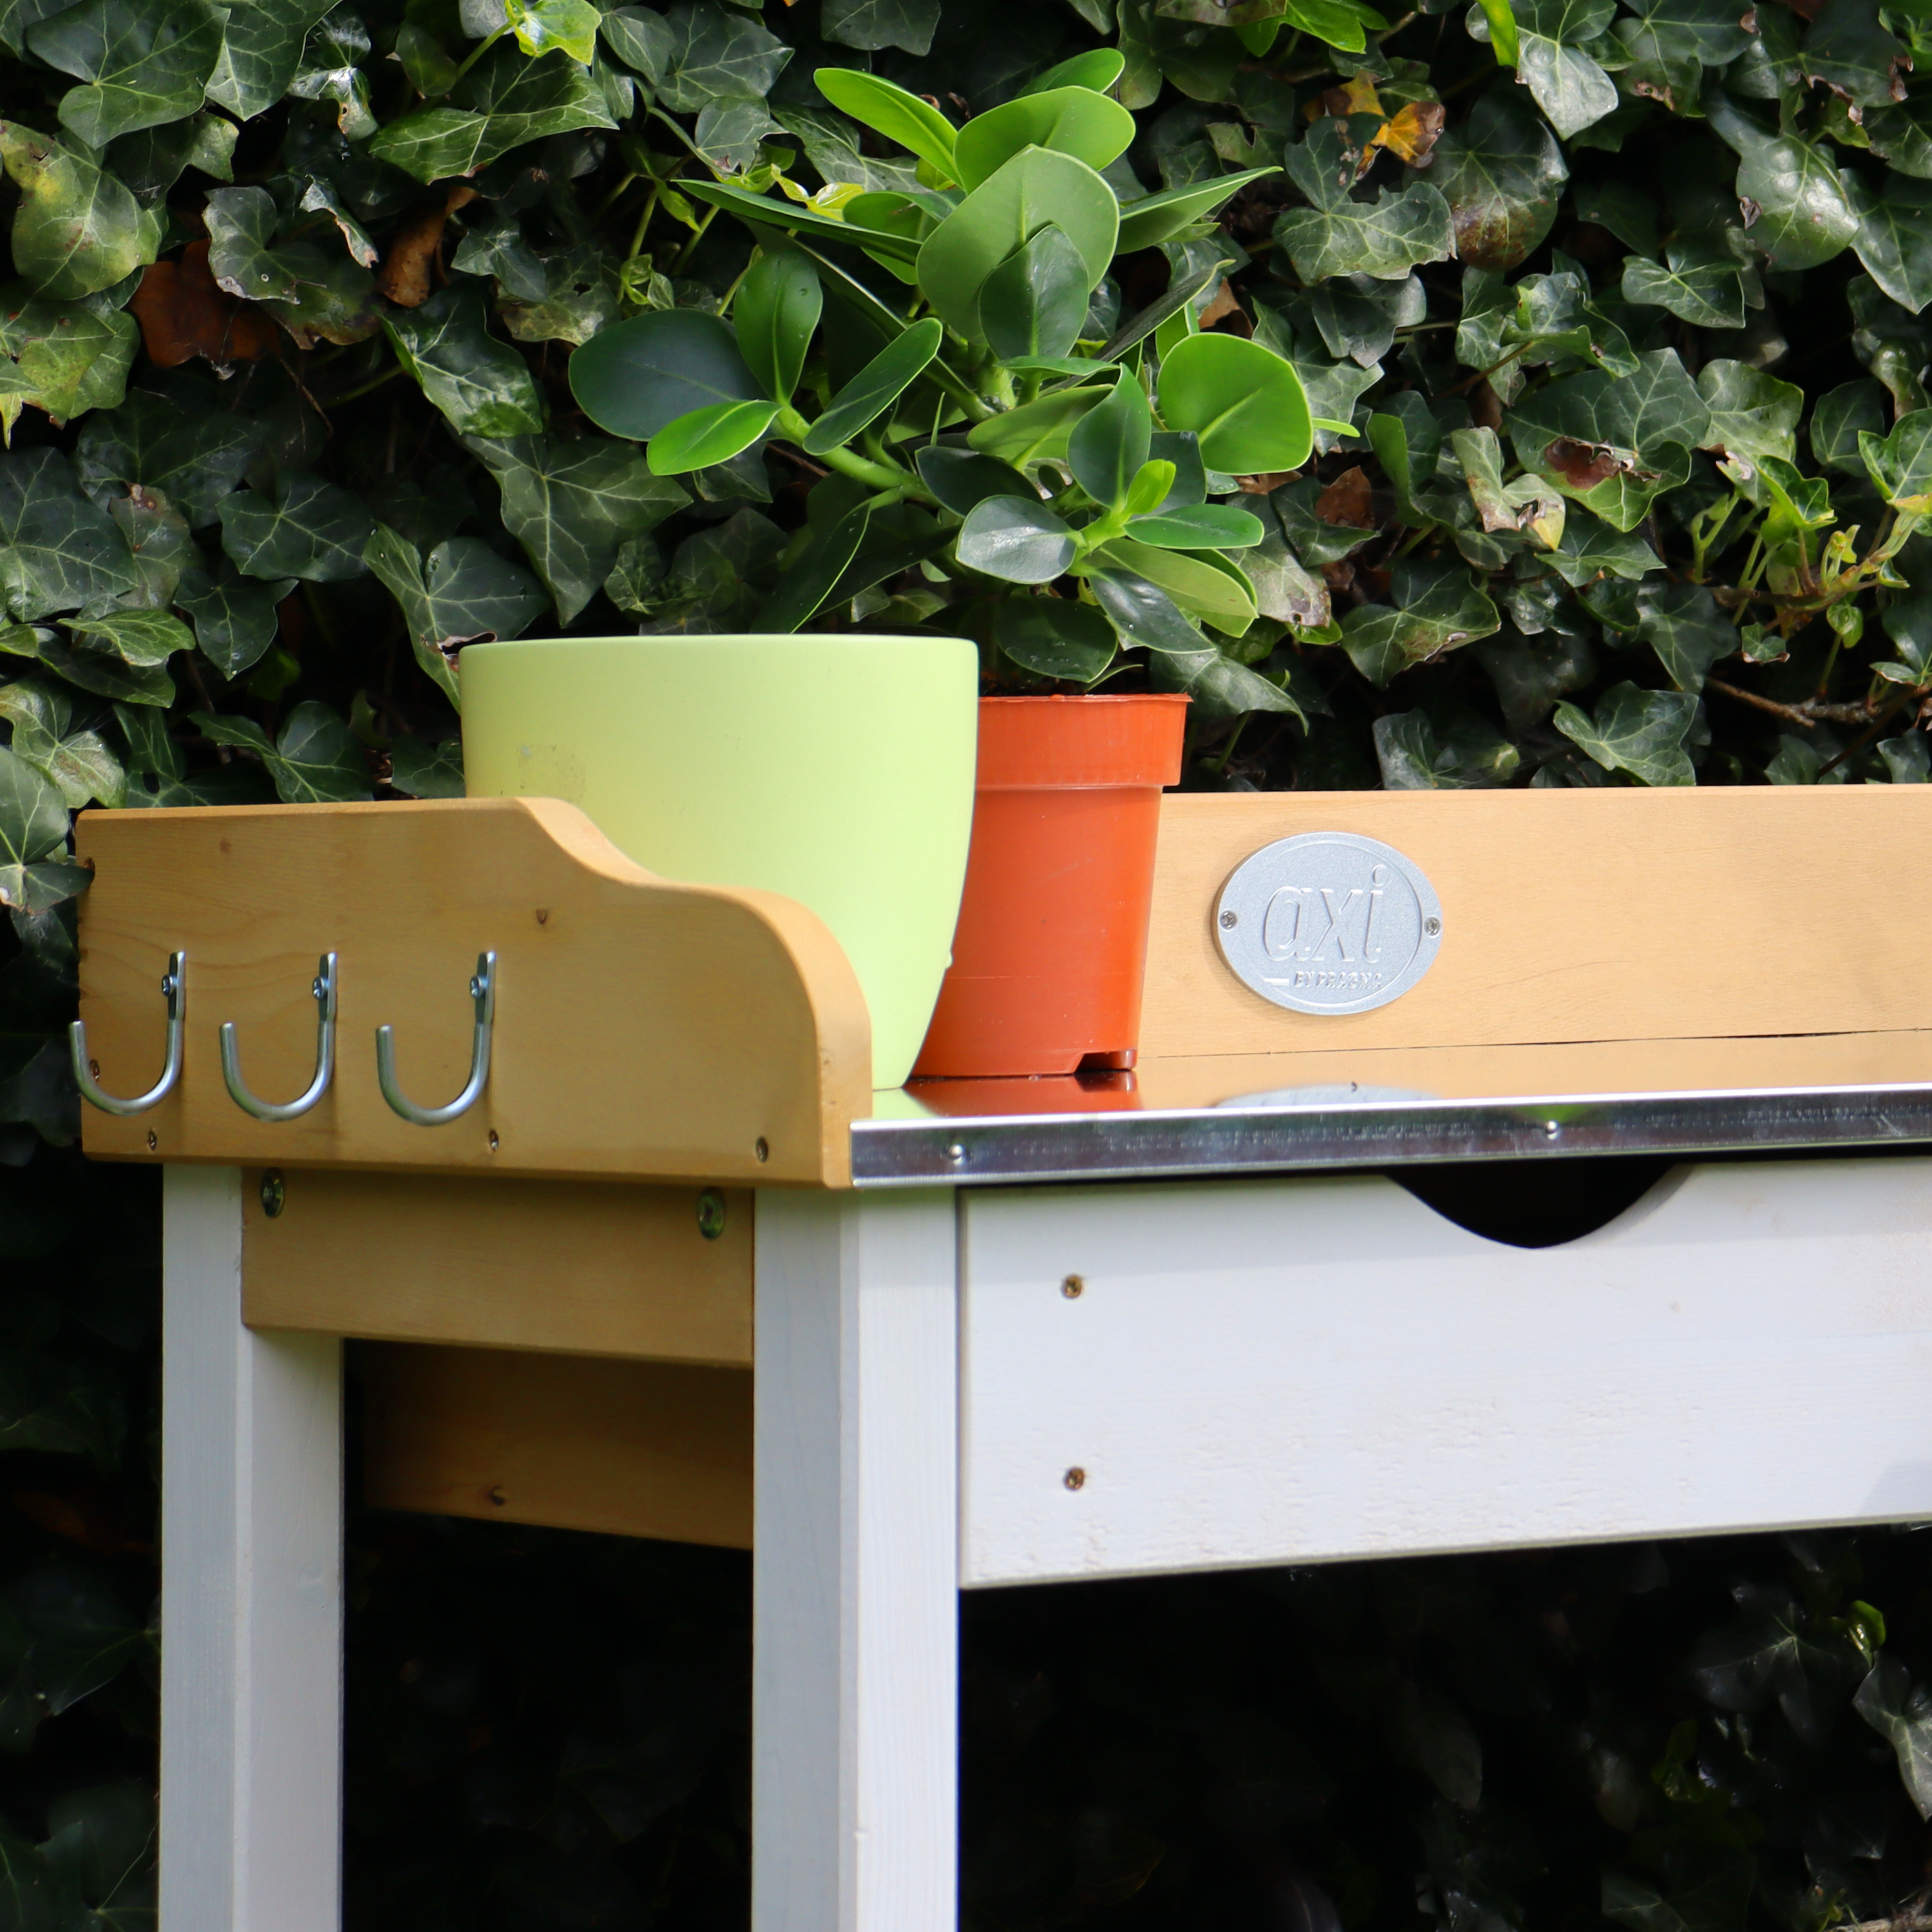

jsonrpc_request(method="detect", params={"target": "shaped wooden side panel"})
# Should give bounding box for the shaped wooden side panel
[361,1343,753,1548]
[1139,787,1932,1062]
[75,799,869,1184]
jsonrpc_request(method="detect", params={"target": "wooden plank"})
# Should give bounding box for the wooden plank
[242,1169,752,1366]
[753,1189,958,1932]
[75,799,869,1186]
[1139,788,1932,1060]
[160,1168,342,1932]
[361,1343,753,1548]
[959,1160,1932,1586]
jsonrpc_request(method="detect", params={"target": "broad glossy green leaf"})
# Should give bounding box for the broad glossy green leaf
[813,68,957,176]
[0,744,68,876]
[507,0,599,62]
[197,699,370,802]
[1855,1658,1932,1820]
[756,499,871,631]
[570,308,764,442]
[0,283,135,433]
[1624,0,1753,61]
[597,5,670,81]
[648,399,780,474]
[218,471,374,581]
[464,431,689,622]
[383,279,544,438]
[992,598,1117,681]
[0,679,122,808]
[1511,0,1620,135]
[1804,0,1909,111]
[1416,93,1566,273]
[1096,537,1256,632]
[285,9,375,141]
[1573,180,1658,255]
[1093,256,1234,363]
[1634,580,1735,691]
[652,0,791,111]
[175,563,293,677]
[1114,166,1278,254]
[820,0,938,56]
[363,524,547,698]
[1025,48,1127,95]
[203,185,316,303]
[29,627,172,703]
[1622,243,1754,329]
[914,444,1035,515]
[1337,558,1499,683]
[73,386,258,525]
[262,247,379,347]
[1810,378,1888,474]
[679,178,923,261]
[956,495,1077,582]
[1849,171,1932,317]
[108,108,236,204]
[918,147,1117,343]
[977,224,1092,362]
[1153,642,1302,721]
[61,607,189,666]
[1611,15,1701,113]
[803,317,942,456]
[966,383,1112,466]
[1697,359,1803,467]
[205,0,333,117]
[1158,333,1312,475]
[1374,710,1520,789]
[389,735,464,799]
[952,88,1136,194]
[1707,91,1858,272]
[28,0,223,147]
[1276,121,1454,284]
[1068,372,1153,508]
[1859,407,1932,510]
[0,122,161,301]
[1088,566,1211,654]
[1553,680,1696,784]
[0,448,137,620]
[736,248,820,406]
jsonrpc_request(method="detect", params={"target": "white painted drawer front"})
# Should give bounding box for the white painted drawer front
[959,1160,1932,1587]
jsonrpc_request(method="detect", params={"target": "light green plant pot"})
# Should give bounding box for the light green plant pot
[459,634,979,1090]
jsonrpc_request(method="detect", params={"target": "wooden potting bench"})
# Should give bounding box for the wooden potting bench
[70,786,1932,1932]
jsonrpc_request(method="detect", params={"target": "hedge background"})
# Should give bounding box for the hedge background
[5,0,1932,1923]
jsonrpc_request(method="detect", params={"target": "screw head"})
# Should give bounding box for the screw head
[1061,1274,1084,1299]
[1063,1467,1086,1492]
[1424,916,1441,936]
[146,1130,157,1152]
[488,1129,500,1151]
[1219,909,1238,929]
[754,1136,770,1163]
[159,973,175,996]
[697,1188,727,1240]
[88,1059,100,1078]
[1544,1120,1561,1140]
[312,977,325,999]
[947,1142,966,1164]
[260,1170,285,1218]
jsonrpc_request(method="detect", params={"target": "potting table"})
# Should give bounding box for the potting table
[68,788,1932,1932]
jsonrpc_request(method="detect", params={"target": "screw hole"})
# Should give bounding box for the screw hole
[535,908,549,925]
[260,1171,285,1218]
[486,1486,507,1508]
[697,1188,726,1240]
[1063,1467,1086,1492]
[754,1136,769,1163]
[488,1130,499,1151]
[146,1130,156,1151]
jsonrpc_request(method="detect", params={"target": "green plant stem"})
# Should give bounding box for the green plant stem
[775,410,933,502]
[629,182,663,260]
[672,204,719,275]
[448,23,507,86]
[325,361,407,408]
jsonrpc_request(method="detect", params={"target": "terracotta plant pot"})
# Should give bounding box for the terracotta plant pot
[913,694,1189,1080]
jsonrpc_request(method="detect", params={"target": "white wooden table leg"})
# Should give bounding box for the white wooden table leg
[161,1166,343,1932]
[753,1188,958,1932]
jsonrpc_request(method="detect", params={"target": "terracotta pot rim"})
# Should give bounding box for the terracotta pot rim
[972,690,1189,793]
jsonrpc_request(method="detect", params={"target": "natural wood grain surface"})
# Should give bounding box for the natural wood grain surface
[361,1343,752,1548]
[1139,788,1932,1061]
[75,799,869,1185]
[242,1169,752,1365]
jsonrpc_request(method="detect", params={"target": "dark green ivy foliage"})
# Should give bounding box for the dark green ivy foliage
[3,0,1932,1923]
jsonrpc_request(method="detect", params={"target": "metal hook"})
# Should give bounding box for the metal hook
[220,953,338,1122]
[70,952,187,1116]
[376,952,495,1127]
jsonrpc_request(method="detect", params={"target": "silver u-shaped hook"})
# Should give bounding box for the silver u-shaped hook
[70,952,187,1115]
[376,952,495,1126]
[220,953,337,1122]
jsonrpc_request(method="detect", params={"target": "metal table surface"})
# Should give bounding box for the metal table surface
[855,1074,1932,1186]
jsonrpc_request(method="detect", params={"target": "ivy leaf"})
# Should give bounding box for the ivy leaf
[1511,0,1620,138]
[194,699,371,802]
[218,471,375,581]
[956,496,1078,583]
[1696,359,1803,467]
[506,0,600,64]
[383,279,544,438]
[462,431,690,623]
[1337,557,1500,685]
[73,386,259,526]
[820,0,939,57]
[0,122,162,301]
[285,8,377,142]
[1374,709,1520,788]
[174,562,292,676]
[1633,581,1735,691]
[1574,180,1659,254]
[1707,91,1858,272]
[0,448,137,620]
[1810,378,1888,474]
[1421,90,1567,272]
[1546,505,1659,585]
[1803,0,1910,113]
[1622,242,1756,329]
[1859,407,1932,510]
[1553,680,1696,784]
[27,0,225,148]
[1150,644,1303,723]
[0,678,121,811]
[203,185,322,304]
[1848,171,1932,317]
[61,607,191,666]
[1276,119,1455,283]
[389,735,464,799]
[0,742,71,902]
[652,0,791,112]
[0,283,137,434]
[362,524,547,700]
[205,0,334,118]
[1855,1658,1932,1819]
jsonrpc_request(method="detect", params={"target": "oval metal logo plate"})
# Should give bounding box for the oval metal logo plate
[1214,831,1443,1016]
